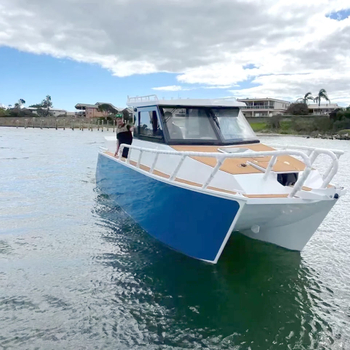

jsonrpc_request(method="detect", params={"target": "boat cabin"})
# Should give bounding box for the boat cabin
[127,96,259,146]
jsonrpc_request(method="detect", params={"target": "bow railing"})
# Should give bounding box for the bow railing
[117,144,339,198]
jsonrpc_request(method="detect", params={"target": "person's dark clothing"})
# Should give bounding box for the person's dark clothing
[117,128,133,158]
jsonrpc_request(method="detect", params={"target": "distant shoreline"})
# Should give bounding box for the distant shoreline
[1,117,349,140]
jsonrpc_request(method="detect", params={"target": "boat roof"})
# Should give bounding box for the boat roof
[127,94,246,108]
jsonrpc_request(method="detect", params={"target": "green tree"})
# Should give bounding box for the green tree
[41,95,52,108]
[335,108,350,121]
[14,99,26,109]
[97,103,118,115]
[30,95,53,117]
[296,92,314,104]
[314,89,330,106]
[286,102,309,115]
[0,107,8,117]
[41,95,53,117]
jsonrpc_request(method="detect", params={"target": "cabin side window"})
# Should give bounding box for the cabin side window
[134,109,164,142]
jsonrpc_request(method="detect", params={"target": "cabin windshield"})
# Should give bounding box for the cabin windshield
[160,106,257,143]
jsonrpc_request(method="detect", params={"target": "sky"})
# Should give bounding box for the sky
[0,0,350,111]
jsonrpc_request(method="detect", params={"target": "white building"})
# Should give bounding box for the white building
[26,107,68,117]
[237,98,291,117]
[307,103,339,115]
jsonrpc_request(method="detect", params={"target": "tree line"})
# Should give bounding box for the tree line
[0,95,53,118]
[268,88,350,134]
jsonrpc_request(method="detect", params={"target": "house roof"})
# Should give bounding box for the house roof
[75,102,121,110]
[237,97,291,103]
[307,103,339,109]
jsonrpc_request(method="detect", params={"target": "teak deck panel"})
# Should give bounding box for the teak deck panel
[172,144,306,175]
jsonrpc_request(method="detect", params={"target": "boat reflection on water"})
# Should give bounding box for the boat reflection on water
[92,195,339,349]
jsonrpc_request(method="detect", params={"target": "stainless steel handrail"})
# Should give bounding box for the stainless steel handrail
[127,94,158,103]
[271,144,341,188]
[274,144,344,158]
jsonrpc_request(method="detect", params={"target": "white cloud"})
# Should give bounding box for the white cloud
[153,85,185,91]
[203,85,234,89]
[0,0,350,104]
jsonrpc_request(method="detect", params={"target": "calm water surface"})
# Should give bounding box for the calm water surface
[1,128,349,349]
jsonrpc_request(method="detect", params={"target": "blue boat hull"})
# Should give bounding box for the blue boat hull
[96,153,240,262]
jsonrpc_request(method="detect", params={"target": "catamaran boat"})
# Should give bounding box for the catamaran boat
[96,95,345,263]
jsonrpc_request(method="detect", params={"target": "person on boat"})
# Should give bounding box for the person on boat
[151,111,163,137]
[114,114,133,158]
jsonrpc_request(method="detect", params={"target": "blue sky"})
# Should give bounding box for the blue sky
[327,8,350,20]
[0,1,349,110]
[0,47,256,111]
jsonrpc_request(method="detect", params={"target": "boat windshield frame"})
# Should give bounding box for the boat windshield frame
[158,105,259,145]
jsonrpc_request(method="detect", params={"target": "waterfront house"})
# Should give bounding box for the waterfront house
[237,98,291,117]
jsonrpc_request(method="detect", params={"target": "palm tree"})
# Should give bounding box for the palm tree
[296,92,314,104]
[314,89,330,106]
